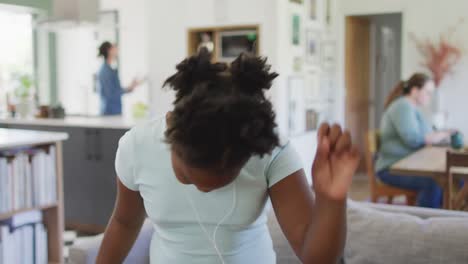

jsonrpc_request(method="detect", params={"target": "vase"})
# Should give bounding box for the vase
[16,99,32,118]
[431,89,446,129]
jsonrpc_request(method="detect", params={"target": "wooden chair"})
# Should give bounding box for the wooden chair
[365,131,418,205]
[446,150,468,210]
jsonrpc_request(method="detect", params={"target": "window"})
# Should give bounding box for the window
[0,8,34,113]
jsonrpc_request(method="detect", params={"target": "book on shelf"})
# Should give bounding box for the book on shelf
[0,146,57,215]
[0,210,48,264]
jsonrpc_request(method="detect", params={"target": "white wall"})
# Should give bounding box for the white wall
[334,0,468,136]
[146,0,214,119]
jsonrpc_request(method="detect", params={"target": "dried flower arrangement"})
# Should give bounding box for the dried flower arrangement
[410,20,464,87]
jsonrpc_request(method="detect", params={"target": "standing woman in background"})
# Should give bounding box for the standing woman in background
[376,73,454,208]
[97,41,142,116]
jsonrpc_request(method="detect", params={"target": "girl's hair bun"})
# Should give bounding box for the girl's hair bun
[164,48,227,103]
[230,53,279,96]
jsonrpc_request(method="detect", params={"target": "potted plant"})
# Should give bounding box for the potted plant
[13,73,35,118]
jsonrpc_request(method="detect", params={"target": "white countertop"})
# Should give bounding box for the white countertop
[0,116,141,130]
[0,129,69,150]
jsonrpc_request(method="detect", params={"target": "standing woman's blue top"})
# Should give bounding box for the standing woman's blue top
[98,63,126,115]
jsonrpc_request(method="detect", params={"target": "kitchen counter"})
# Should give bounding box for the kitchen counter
[0,128,68,150]
[0,116,144,130]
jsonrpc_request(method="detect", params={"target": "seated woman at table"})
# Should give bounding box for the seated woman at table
[376,73,453,208]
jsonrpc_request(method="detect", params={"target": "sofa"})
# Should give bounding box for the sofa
[69,201,468,264]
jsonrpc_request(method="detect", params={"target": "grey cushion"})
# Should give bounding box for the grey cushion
[69,220,153,264]
[345,201,468,264]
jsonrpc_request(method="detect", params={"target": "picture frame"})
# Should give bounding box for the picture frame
[287,76,306,136]
[293,57,304,73]
[321,39,337,71]
[309,0,318,21]
[305,71,320,106]
[306,109,319,131]
[290,0,304,4]
[292,14,301,46]
[305,29,321,65]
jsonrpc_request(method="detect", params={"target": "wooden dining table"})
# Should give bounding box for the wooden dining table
[390,146,468,209]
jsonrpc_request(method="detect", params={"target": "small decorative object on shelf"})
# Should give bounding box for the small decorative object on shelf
[50,104,66,119]
[197,32,214,54]
[36,105,51,119]
[6,94,16,118]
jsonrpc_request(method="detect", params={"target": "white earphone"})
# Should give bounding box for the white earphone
[183,182,237,264]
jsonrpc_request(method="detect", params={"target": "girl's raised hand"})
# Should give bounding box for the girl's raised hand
[312,123,360,201]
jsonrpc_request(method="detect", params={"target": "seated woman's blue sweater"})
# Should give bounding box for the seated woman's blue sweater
[375,97,432,172]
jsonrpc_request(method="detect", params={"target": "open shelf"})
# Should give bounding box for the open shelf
[0,203,58,221]
[0,133,66,263]
[187,24,260,62]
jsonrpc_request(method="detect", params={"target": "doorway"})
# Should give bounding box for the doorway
[345,13,402,169]
[369,14,402,129]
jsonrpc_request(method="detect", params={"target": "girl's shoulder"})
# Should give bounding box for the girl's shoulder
[124,117,168,153]
[243,137,302,184]
[134,115,165,136]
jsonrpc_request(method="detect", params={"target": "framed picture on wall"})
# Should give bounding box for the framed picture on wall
[292,14,301,45]
[290,0,304,4]
[293,57,304,73]
[305,71,320,106]
[305,29,321,65]
[321,39,337,71]
[305,109,319,131]
[288,76,306,136]
[309,0,318,21]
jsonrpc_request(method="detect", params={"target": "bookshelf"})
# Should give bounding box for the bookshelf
[0,204,58,221]
[0,129,68,264]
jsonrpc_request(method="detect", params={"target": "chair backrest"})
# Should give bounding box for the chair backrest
[446,150,468,209]
[365,130,380,192]
[446,150,468,171]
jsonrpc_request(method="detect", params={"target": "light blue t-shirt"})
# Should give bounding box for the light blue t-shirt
[115,118,303,264]
[375,97,433,172]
